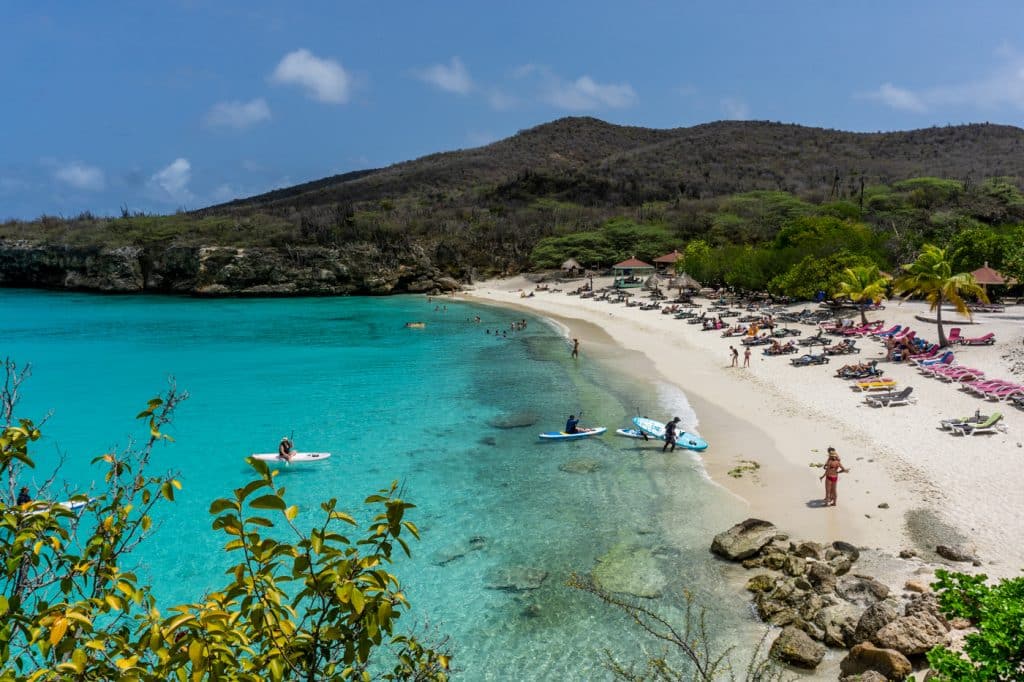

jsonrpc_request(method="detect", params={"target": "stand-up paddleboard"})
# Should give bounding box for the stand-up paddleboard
[538,427,607,441]
[632,417,709,452]
[22,498,93,517]
[615,428,650,439]
[251,452,332,463]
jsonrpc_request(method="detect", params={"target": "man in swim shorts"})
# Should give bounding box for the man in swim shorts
[663,417,681,452]
[278,437,294,463]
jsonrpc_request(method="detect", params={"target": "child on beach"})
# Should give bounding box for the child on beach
[819,447,850,506]
[743,347,751,367]
[729,346,738,367]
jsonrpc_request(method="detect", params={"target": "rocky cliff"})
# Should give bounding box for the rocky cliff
[0,241,464,296]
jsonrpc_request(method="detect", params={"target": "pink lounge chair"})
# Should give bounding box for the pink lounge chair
[872,324,901,338]
[934,367,986,383]
[964,380,1015,396]
[961,332,996,346]
[908,346,942,364]
[891,328,913,341]
[983,385,1024,402]
[947,327,962,344]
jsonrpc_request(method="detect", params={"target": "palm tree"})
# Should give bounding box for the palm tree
[894,244,988,347]
[836,265,889,324]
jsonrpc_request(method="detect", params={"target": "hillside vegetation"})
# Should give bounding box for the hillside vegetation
[3,117,1024,290]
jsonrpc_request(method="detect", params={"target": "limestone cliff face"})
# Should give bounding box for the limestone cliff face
[0,241,464,295]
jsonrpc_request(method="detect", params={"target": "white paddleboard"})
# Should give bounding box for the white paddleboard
[538,427,607,440]
[251,452,332,463]
[632,417,709,451]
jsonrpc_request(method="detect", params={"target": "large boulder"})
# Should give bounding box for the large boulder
[794,541,824,560]
[839,642,912,680]
[837,574,890,607]
[840,672,888,682]
[815,603,865,648]
[853,600,902,644]
[592,544,667,599]
[710,519,778,561]
[873,613,950,656]
[831,540,861,562]
[769,626,826,669]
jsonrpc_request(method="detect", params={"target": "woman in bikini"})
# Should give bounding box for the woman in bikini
[820,447,849,506]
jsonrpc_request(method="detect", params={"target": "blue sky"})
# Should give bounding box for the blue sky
[3,1,1024,220]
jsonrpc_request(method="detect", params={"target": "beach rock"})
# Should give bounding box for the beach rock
[837,575,890,607]
[816,603,864,648]
[762,551,788,570]
[791,617,826,642]
[853,599,901,644]
[936,544,975,562]
[832,540,861,562]
[840,671,887,682]
[742,556,764,569]
[488,411,539,429]
[830,554,854,576]
[807,561,838,592]
[904,580,930,593]
[904,593,949,630]
[793,577,813,592]
[898,549,918,559]
[559,458,601,474]
[877,502,889,509]
[794,541,824,560]
[769,626,826,669]
[710,519,778,561]
[592,544,667,599]
[783,555,807,577]
[873,613,950,656]
[485,566,548,592]
[950,617,971,630]
[839,642,912,680]
[746,574,776,593]
[797,593,827,622]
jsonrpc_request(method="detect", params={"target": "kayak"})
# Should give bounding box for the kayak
[251,452,332,463]
[632,417,709,452]
[538,427,607,440]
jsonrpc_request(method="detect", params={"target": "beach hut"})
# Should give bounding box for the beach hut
[970,262,1017,299]
[672,272,701,291]
[560,258,583,277]
[653,250,682,272]
[612,257,654,289]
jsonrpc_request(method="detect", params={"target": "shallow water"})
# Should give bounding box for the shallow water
[2,289,758,679]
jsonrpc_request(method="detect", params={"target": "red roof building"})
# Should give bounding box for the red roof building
[612,257,654,270]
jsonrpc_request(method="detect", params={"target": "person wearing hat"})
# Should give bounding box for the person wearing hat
[663,417,681,452]
[278,436,294,463]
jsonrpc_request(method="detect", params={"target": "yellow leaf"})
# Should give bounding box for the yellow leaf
[49,617,69,646]
[284,505,298,521]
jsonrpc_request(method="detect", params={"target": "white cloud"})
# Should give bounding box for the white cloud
[54,162,105,191]
[863,83,927,113]
[415,57,473,94]
[487,89,517,111]
[270,48,351,103]
[863,48,1024,113]
[544,75,637,110]
[211,184,237,203]
[150,158,192,202]
[720,97,751,120]
[204,98,271,129]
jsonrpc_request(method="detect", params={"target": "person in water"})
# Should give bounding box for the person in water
[662,417,681,452]
[278,437,295,463]
[16,486,31,505]
[571,338,580,359]
[564,415,594,434]
[819,447,850,506]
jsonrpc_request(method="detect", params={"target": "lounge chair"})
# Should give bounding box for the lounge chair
[950,412,1006,436]
[982,385,1024,402]
[865,386,916,408]
[1012,394,1024,410]
[824,340,859,355]
[790,353,829,367]
[939,412,990,430]
[872,324,901,338]
[799,331,826,346]
[946,327,962,344]
[960,332,996,346]
[835,361,883,380]
[912,351,954,368]
[962,379,1016,397]
[854,379,898,392]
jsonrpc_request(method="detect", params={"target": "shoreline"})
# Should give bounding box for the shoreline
[458,277,1024,578]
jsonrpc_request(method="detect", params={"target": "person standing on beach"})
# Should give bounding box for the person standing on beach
[819,447,850,506]
[729,346,738,367]
[662,417,681,452]
[743,346,751,368]
[571,338,580,359]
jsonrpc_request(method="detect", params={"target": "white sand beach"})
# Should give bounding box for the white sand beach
[460,276,1024,577]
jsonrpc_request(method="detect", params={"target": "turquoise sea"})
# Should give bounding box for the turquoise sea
[3,289,758,679]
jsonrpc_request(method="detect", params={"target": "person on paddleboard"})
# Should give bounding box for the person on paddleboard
[565,415,594,434]
[278,437,294,463]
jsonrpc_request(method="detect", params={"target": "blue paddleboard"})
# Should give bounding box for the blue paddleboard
[632,417,708,452]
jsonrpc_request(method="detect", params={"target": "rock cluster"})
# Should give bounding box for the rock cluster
[711,519,953,678]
